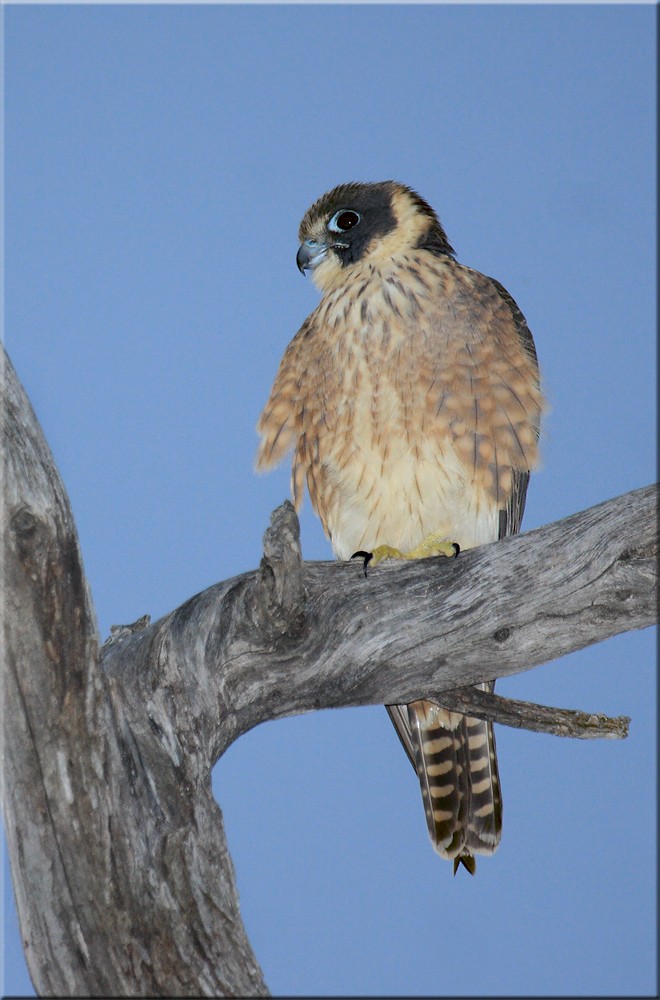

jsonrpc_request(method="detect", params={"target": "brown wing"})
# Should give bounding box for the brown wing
[256,312,326,512]
[490,275,539,538]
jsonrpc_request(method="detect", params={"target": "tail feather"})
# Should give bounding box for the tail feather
[406,700,470,859]
[464,710,502,855]
[387,684,502,872]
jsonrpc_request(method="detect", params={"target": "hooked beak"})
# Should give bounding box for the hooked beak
[296,239,329,275]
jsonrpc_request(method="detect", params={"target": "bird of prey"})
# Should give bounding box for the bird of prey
[256,181,544,873]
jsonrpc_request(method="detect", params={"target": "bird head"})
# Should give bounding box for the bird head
[296,181,454,291]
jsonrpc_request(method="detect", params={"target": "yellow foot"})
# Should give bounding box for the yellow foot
[405,531,460,560]
[351,532,459,576]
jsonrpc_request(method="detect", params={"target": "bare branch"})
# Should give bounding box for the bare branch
[104,482,655,761]
[432,686,631,739]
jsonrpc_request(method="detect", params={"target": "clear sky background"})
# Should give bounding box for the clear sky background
[2,3,656,997]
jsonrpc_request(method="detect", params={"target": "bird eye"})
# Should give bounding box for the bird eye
[328,210,361,233]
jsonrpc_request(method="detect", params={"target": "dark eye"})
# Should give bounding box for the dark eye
[328,210,361,233]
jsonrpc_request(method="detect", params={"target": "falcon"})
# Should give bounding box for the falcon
[256,181,544,872]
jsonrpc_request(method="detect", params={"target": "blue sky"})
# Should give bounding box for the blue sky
[2,3,656,996]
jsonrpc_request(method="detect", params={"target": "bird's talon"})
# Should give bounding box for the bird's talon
[351,550,373,577]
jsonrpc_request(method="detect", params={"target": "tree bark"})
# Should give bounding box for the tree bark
[2,343,657,996]
[2,348,267,997]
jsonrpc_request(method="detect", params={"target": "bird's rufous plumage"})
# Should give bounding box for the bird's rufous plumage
[256,180,544,871]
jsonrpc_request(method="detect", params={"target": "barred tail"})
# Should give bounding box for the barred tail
[388,685,502,873]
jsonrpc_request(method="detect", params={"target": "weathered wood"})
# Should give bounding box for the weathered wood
[433,686,631,739]
[104,486,655,764]
[2,347,267,998]
[2,339,658,997]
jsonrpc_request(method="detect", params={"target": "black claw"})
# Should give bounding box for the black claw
[351,550,373,577]
[452,542,460,558]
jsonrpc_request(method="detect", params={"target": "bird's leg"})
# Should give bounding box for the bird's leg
[352,531,460,576]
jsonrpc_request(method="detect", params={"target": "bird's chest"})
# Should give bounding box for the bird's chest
[311,295,454,473]
[305,310,477,556]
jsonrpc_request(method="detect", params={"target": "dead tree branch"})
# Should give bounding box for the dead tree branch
[433,686,631,739]
[2,342,657,996]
